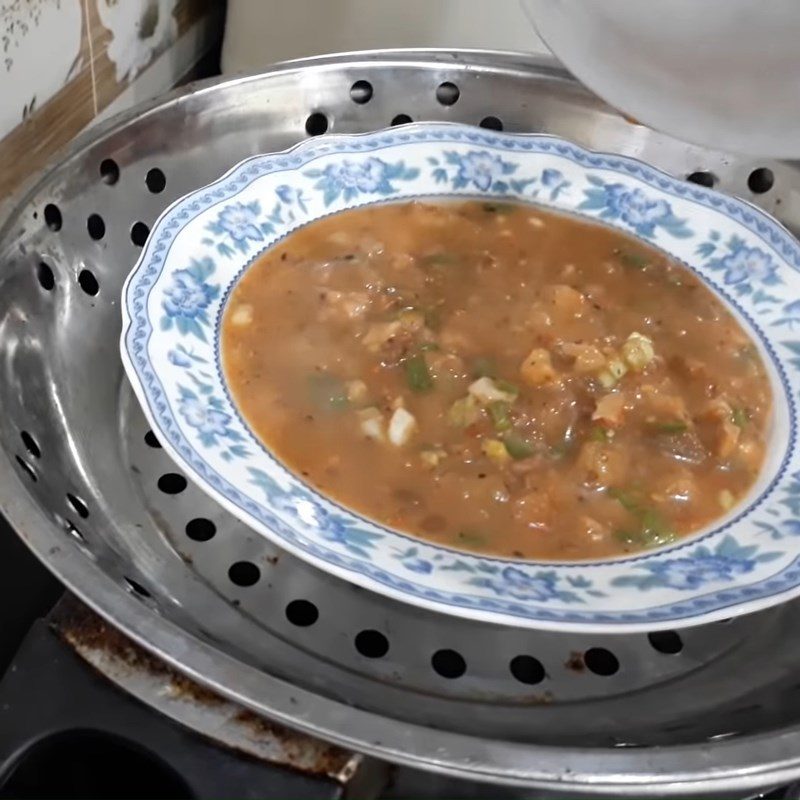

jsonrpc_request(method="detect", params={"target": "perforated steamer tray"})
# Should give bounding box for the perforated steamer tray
[2,50,800,796]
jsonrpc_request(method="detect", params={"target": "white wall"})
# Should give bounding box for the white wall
[222,0,548,73]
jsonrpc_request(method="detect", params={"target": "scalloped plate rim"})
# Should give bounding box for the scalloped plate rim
[120,121,800,632]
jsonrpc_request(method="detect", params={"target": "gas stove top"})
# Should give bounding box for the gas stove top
[0,516,535,799]
[0,524,796,800]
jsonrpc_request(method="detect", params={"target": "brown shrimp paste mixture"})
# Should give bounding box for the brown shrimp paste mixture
[222,201,770,561]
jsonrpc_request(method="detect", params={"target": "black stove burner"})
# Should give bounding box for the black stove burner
[2,731,192,800]
[0,512,347,800]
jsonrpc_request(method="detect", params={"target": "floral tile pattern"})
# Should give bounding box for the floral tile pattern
[122,123,800,632]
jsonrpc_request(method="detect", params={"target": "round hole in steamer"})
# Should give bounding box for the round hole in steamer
[15,455,37,482]
[87,214,105,241]
[285,599,319,627]
[479,115,503,131]
[350,80,373,104]
[44,204,62,231]
[391,113,413,126]
[355,630,389,659]
[131,221,150,248]
[66,493,89,519]
[509,655,545,685]
[647,630,684,654]
[185,517,216,542]
[228,561,260,587]
[748,167,774,194]
[431,648,466,679]
[436,81,460,106]
[20,431,41,459]
[144,430,161,448]
[584,647,620,676]
[157,473,187,494]
[37,262,55,291]
[305,112,328,136]
[78,269,99,296]
[125,577,152,598]
[100,158,120,185]
[145,167,166,194]
[686,171,716,188]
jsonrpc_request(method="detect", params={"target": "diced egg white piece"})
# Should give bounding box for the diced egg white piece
[230,304,254,326]
[362,321,401,352]
[388,407,417,447]
[621,331,655,371]
[468,376,516,405]
[420,448,447,469]
[328,230,354,246]
[597,357,628,389]
[719,489,735,510]
[357,407,385,442]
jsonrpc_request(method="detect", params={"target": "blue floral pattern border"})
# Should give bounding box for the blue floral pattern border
[121,122,800,631]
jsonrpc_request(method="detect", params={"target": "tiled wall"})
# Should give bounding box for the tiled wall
[1,0,221,201]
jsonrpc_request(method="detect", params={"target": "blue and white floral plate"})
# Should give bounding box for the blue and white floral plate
[121,122,800,632]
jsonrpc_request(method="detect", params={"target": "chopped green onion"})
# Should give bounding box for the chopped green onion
[615,525,676,549]
[616,249,650,270]
[423,252,460,268]
[608,487,640,514]
[494,378,519,398]
[404,354,434,393]
[640,508,677,546]
[589,426,610,442]
[609,487,676,549]
[482,201,517,214]
[731,407,749,428]
[503,433,535,460]
[471,357,497,379]
[488,401,512,432]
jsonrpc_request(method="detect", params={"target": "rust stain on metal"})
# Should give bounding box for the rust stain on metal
[521,690,554,705]
[57,603,223,707]
[56,601,170,679]
[565,651,585,672]
[265,554,279,565]
[167,671,224,706]
[233,709,354,776]
[53,599,357,780]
